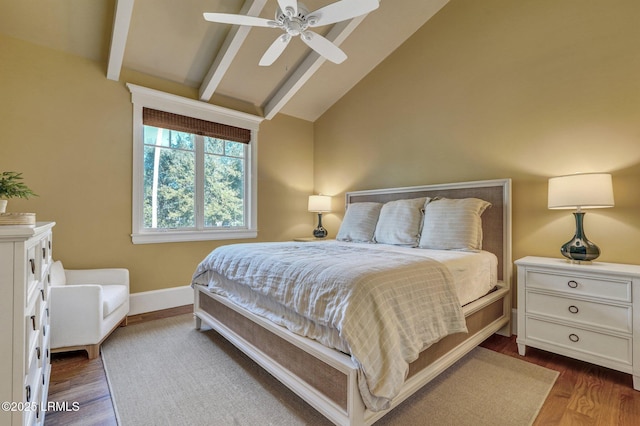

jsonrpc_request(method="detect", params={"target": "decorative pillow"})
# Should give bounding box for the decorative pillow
[49,260,66,286]
[374,197,428,246]
[418,198,491,250]
[336,202,383,243]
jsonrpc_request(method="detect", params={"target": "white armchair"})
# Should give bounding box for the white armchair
[49,261,129,359]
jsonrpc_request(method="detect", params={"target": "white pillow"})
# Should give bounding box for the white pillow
[374,197,428,246]
[49,260,66,286]
[336,202,383,243]
[418,198,491,250]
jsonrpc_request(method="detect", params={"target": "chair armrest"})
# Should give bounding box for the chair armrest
[64,268,129,289]
[50,285,103,314]
[49,285,104,346]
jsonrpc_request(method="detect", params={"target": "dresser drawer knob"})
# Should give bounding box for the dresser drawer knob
[30,315,36,331]
[42,247,46,259]
[40,289,45,301]
[29,258,35,274]
[36,346,41,360]
[568,305,579,314]
[567,280,578,288]
[569,333,580,342]
[25,385,31,402]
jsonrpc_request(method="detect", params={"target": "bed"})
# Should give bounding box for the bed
[192,178,512,425]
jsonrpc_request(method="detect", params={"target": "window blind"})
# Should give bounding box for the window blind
[142,108,251,143]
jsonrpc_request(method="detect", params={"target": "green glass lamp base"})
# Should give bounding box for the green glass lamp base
[560,212,600,262]
[312,213,328,238]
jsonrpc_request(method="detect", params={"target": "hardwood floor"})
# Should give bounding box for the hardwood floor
[45,306,640,425]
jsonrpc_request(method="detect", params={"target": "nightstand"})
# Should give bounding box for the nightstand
[515,256,640,390]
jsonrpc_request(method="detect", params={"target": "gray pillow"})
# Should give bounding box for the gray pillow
[374,197,428,246]
[418,198,491,250]
[336,202,383,243]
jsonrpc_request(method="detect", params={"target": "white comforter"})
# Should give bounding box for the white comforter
[191,241,468,411]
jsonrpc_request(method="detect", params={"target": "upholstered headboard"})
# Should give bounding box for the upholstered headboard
[345,179,512,284]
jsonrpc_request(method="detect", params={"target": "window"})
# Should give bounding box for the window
[128,84,263,244]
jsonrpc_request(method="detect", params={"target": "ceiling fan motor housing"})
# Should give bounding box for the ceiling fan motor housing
[275,4,316,37]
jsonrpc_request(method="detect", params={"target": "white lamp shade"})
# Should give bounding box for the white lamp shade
[308,195,331,212]
[548,173,614,209]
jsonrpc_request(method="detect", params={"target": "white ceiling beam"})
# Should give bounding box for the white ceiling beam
[199,0,269,101]
[107,0,135,81]
[263,14,368,120]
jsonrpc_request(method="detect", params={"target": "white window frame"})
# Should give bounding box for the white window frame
[127,84,263,244]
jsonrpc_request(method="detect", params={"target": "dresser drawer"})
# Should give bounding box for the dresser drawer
[25,294,41,370]
[526,291,632,333]
[526,317,632,365]
[26,244,40,296]
[525,270,631,302]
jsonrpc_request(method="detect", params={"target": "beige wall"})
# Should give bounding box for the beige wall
[0,34,315,294]
[314,0,640,305]
[2,0,639,303]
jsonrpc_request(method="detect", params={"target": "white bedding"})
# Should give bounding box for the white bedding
[191,241,497,411]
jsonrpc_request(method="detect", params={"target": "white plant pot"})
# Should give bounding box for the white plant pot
[0,200,7,214]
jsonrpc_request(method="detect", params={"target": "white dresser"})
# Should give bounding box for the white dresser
[0,222,55,425]
[516,256,640,390]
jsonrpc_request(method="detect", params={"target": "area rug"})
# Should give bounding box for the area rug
[102,314,558,426]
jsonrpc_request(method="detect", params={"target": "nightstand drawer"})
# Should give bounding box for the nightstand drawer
[527,291,632,333]
[525,270,631,302]
[526,317,632,365]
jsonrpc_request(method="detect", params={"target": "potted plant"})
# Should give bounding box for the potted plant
[0,171,37,213]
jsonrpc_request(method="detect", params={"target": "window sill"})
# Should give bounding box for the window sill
[131,229,258,244]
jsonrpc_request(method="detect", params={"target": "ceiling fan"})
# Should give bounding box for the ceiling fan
[204,0,379,66]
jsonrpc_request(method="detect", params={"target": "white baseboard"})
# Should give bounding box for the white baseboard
[129,285,194,316]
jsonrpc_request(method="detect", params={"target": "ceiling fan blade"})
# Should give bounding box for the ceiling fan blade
[300,31,347,64]
[259,34,292,66]
[203,13,274,28]
[309,0,379,27]
[277,0,297,17]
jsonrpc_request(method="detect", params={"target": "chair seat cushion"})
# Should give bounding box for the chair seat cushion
[102,285,128,317]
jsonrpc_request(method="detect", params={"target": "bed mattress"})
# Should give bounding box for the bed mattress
[191,240,497,410]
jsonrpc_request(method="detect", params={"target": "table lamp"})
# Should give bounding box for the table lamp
[308,195,331,238]
[548,173,614,262]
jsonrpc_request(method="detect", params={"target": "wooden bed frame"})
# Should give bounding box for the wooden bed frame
[194,178,512,425]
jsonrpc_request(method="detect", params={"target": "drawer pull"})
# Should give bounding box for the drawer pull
[42,247,46,259]
[46,307,50,318]
[568,305,579,314]
[567,280,578,288]
[569,333,580,342]
[30,315,36,331]
[29,258,35,274]
[43,325,47,337]
[36,346,41,360]
[40,289,45,301]
[26,385,31,402]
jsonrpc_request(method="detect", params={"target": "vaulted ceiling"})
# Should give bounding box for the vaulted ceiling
[0,0,449,121]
